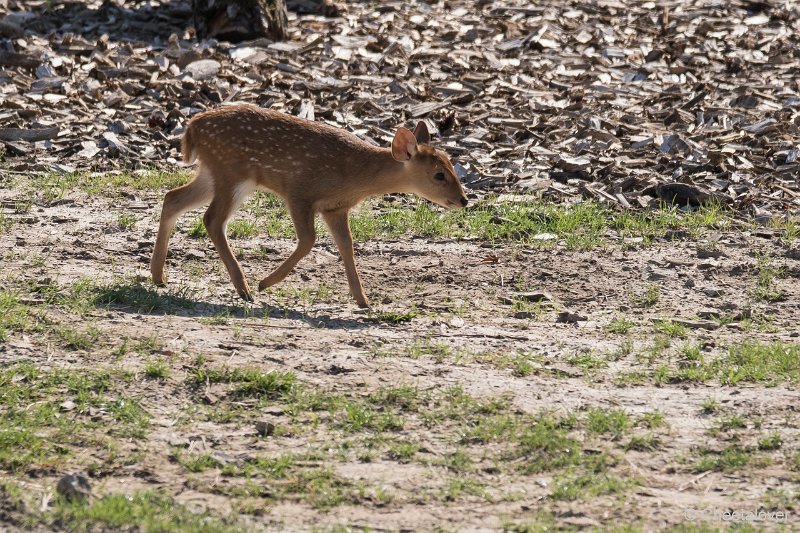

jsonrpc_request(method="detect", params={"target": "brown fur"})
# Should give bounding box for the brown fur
[151,104,468,306]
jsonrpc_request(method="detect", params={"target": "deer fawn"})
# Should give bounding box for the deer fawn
[150,104,468,307]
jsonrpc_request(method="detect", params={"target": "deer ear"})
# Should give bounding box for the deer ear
[413,121,430,145]
[391,127,418,162]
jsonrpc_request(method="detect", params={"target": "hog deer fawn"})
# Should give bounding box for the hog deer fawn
[150,104,468,307]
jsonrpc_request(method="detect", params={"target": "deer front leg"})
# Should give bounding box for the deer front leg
[321,209,369,308]
[258,204,316,291]
[204,192,253,302]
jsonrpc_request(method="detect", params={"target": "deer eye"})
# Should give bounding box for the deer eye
[434,172,446,181]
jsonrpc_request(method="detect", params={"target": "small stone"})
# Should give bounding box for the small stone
[202,391,219,405]
[255,420,276,437]
[697,309,721,319]
[753,228,781,239]
[645,267,674,281]
[210,451,243,466]
[184,59,221,80]
[514,291,553,302]
[327,365,352,375]
[697,248,724,259]
[500,292,553,305]
[557,311,587,323]
[671,318,720,330]
[664,229,691,240]
[56,473,92,501]
[449,316,465,328]
[702,286,724,297]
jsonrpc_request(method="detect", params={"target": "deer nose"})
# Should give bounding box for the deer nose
[460,196,468,207]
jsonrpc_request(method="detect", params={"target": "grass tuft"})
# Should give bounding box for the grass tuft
[189,366,296,399]
[51,490,241,532]
[94,280,197,313]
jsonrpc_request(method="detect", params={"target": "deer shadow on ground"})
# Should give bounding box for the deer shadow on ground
[93,280,373,330]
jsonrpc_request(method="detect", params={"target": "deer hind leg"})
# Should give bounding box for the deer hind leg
[258,202,316,292]
[321,209,369,308]
[151,167,214,285]
[204,180,257,301]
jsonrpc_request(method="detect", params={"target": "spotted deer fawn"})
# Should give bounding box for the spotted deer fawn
[150,104,468,307]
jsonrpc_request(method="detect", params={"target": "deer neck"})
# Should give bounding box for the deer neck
[349,146,413,199]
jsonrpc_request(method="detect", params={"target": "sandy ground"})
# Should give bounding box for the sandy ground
[0,186,799,531]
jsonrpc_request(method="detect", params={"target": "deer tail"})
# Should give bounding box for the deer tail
[181,122,197,164]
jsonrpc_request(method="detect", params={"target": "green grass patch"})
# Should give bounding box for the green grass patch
[757,433,782,451]
[243,191,295,239]
[143,358,170,379]
[263,283,335,307]
[653,319,688,338]
[550,471,634,501]
[116,213,136,230]
[0,208,11,234]
[441,449,473,473]
[586,408,631,439]
[443,477,490,501]
[671,342,800,385]
[772,217,800,242]
[568,351,608,372]
[386,441,420,462]
[694,445,754,472]
[338,401,404,433]
[0,289,43,341]
[463,414,520,444]
[613,371,648,387]
[714,414,746,433]
[0,364,148,471]
[27,170,191,200]
[374,338,452,360]
[188,217,207,238]
[606,317,635,334]
[639,411,667,429]
[369,385,421,411]
[55,324,101,351]
[10,169,732,249]
[366,307,418,324]
[513,415,584,474]
[180,453,223,473]
[464,199,727,248]
[629,284,660,308]
[50,490,241,532]
[189,366,296,400]
[750,255,785,302]
[625,433,662,451]
[227,219,258,239]
[349,197,730,248]
[701,398,720,415]
[288,467,355,509]
[94,279,197,313]
[183,449,358,509]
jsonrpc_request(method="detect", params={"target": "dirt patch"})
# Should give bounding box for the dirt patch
[0,184,798,531]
